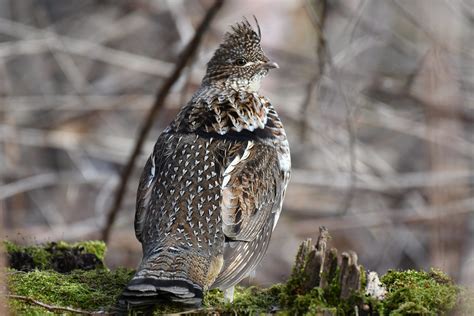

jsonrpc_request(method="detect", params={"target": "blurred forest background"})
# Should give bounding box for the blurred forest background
[1,0,473,290]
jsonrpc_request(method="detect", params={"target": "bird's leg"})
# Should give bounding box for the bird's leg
[223,286,235,303]
[248,270,256,283]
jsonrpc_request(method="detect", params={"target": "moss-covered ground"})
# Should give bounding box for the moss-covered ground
[5,240,106,272]
[4,240,471,315]
[8,268,134,314]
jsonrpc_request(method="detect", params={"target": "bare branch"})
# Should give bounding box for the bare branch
[290,168,473,191]
[7,295,109,315]
[0,18,183,78]
[299,0,328,141]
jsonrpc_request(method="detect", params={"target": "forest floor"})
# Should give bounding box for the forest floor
[3,231,473,315]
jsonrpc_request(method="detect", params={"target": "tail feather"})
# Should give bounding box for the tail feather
[116,250,213,312]
[117,275,203,312]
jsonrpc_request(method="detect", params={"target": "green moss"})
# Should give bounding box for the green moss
[280,253,460,315]
[232,285,283,314]
[280,243,312,308]
[4,240,52,269]
[4,240,106,272]
[4,240,465,315]
[359,265,367,290]
[280,250,360,315]
[151,302,196,315]
[53,240,107,261]
[8,268,134,314]
[288,287,326,315]
[391,302,430,315]
[203,285,285,315]
[8,299,58,316]
[4,240,20,253]
[381,268,459,315]
[203,288,225,308]
[6,267,464,315]
[323,267,341,306]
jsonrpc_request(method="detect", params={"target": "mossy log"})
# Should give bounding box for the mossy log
[3,228,472,315]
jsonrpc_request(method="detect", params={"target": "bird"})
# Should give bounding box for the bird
[119,17,291,309]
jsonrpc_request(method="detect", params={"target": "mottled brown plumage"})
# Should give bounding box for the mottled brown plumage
[120,18,290,309]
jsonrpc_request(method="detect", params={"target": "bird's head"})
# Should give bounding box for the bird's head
[203,17,278,92]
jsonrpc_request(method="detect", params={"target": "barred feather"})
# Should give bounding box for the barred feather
[121,17,290,310]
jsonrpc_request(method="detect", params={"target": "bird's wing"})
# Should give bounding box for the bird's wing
[220,140,282,242]
[211,213,275,289]
[134,134,168,243]
[212,140,285,288]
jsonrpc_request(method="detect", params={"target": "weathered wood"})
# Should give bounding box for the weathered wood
[315,226,330,253]
[7,229,462,315]
[340,251,360,299]
[303,249,322,290]
[294,238,312,273]
[321,247,338,288]
[289,227,366,315]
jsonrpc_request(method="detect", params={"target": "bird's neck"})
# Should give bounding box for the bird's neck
[172,85,270,135]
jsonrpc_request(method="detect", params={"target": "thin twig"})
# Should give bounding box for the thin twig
[332,0,420,57]
[292,197,474,233]
[324,47,357,216]
[299,0,328,141]
[366,86,474,125]
[0,17,176,77]
[290,169,473,191]
[0,124,155,165]
[0,172,113,200]
[7,295,109,315]
[101,0,225,242]
[390,0,473,59]
[308,0,357,215]
[298,72,319,140]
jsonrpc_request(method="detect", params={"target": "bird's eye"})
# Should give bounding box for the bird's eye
[235,58,247,66]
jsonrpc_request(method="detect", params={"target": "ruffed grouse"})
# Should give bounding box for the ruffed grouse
[121,18,290,308]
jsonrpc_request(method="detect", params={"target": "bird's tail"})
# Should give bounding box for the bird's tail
[116,252,204,312]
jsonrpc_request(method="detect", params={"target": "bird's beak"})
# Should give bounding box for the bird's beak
[262,61,279,70]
